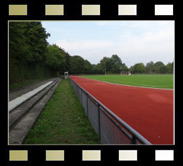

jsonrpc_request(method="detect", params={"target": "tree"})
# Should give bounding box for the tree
[69,55,85,74]
[9,22,52,84]
[130,63,145,74]
[100,57,110,74]
[45,44,66,74]
[130,65,135,73]
[165,62,173,74]
[154,61,166,74]
[84,60,92,74]
[64,52,71,72]
[23,22,50,63]
[9,22,32,62]
[110,55,123,74]
[145,61,154,74]
[9,22,50,63]
[91,64,103,74]
[121,63,129,72]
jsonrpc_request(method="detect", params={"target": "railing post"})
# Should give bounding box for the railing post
[77,84,79,98]
[98,104,101,140]
[87,94,88,116]
[80,88,82,104]
[131,135,138,144]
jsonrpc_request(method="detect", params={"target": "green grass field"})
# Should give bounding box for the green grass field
[24,79,100,144]
[82,74,173,89]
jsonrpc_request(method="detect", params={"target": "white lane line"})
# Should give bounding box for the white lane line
[9,81,53,112]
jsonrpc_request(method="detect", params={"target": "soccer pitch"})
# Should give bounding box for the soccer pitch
[81,74,173,89]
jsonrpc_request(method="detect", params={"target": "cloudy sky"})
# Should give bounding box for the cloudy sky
[42,21,174,67]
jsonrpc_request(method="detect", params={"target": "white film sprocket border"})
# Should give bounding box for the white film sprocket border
[6,0,177,165]
[9,149,175,162]
[8,4,174,16]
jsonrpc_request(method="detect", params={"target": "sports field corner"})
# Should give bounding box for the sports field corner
[70,75,174,145]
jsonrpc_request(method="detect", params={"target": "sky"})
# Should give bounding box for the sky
[42,21,174,67]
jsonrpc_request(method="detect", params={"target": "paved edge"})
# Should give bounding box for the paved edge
[9,78,62,144]
[9,81,54,112]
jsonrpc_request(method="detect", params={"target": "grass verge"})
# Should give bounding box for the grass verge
[82,74,173,89]
[23,79,100,144]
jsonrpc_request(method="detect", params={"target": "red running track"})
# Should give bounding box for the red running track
[70,76,174,144]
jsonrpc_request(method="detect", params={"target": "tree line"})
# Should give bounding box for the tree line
[10,22,52,84]
[87,57,173,75]
[130,61,173,74]
[9,22,173,85]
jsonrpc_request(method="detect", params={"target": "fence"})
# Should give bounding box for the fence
[69,77,152,145]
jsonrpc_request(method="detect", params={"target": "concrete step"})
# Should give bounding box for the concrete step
[9,81,53,112]
[9,78,60,132]
[9,78,62,144]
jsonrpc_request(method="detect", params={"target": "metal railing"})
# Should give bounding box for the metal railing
[69,77,152,145]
